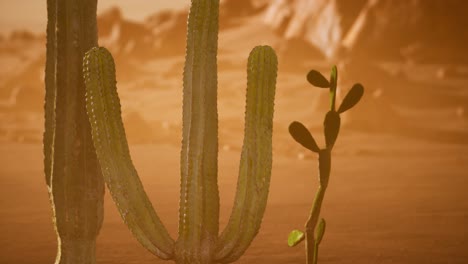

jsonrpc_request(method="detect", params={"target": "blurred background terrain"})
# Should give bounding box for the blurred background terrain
[1,0,467,263]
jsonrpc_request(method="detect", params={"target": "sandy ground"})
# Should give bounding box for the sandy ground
[1,131,467,264]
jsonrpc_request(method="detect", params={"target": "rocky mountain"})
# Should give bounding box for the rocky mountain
[263,0,468,62]
[0,1,467,144]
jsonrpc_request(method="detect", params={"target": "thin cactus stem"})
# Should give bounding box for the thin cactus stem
[313,243,319,264]
[305,133,331,264]
[305,186,326,264]
[44,0,104,263]
[304,76,335,264]
[329,66,338,111]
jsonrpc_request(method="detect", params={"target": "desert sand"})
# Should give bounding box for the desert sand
[1,133,468,264]
[1,2,468,264]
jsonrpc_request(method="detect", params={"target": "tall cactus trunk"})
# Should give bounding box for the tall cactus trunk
[44,1,104,263]
[176,0,220,262]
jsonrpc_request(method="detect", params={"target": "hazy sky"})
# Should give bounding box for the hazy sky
[0,0,189,34]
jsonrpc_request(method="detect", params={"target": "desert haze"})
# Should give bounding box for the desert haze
[1,0,468,263]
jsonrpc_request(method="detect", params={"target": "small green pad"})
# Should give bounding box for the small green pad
[315,218,326,245]
[288,230,306,247]
[289,121,320,153]
[307,70,330,88]
[338,83,364,114]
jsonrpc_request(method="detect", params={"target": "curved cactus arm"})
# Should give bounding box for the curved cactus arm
[83,47,174,259]
[176,0,220,262]
[215,45,277,263]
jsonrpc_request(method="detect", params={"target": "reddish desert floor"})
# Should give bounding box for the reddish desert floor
[1,131,468,264]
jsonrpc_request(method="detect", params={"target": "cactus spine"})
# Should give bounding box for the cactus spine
[288,66,364,264]
[83,0,277,263]
[44,0,104,263]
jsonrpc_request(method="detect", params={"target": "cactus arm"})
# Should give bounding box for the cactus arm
[83,47,174,259]
[45,1,105,263]
[215,46,278,263]
[175,0,221,262]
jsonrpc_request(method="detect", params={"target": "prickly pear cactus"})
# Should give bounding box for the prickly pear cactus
[83,0,278,263]
[288,66,364,264]
[44,0,104,263]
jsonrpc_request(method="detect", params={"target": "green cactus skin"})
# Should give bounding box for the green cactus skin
[215,45,277,263]
[83,47,175,260]
[176,0,220,262]
[83,0,277,263]
[44,1,104,263]
[304,149,330,264]
[288,66,364,264]
[312,218,326,264]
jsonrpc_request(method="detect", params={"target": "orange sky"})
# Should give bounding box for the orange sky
[0,0,189,34]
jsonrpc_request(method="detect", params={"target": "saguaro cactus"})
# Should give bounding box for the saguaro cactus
[287,66,364,264]
[83,0,277,263]
[44,0,104,263]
